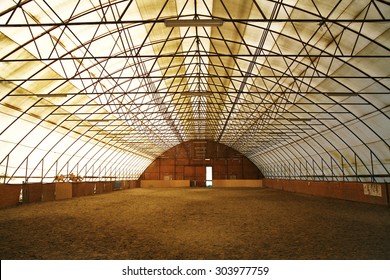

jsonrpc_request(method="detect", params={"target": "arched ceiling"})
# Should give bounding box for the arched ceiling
[0,0,389,183]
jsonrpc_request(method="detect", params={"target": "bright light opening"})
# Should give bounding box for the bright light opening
[206,166,212,188]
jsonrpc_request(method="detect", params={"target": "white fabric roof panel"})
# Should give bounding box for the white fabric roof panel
[0,0,389,183]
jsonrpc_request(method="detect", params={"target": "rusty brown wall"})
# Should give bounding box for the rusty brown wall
[128,180,140,188]
[140,140,263,183]
[113,180,139,189]
[94,181,114,194]
[23,183,43,203]
[95,182,105,194]
[0,184,22,208]
[20,183,55,203]
[104,181,113,193]
[72,182,95,197]
[263,179,389,205]
[1,180,140,208]
[41,183,56,202]
[122,181,129,189]
[55,183,72,200]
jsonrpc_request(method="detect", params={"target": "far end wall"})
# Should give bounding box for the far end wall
[139,140,263,187]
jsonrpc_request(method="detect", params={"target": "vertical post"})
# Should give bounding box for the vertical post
[312,159,315,181]
[4,155,9,184]
[41,159,44,183]
[354,152,358,181]
[55,160,58,178]
[370,151,375,182]
[25,156,28,183]
[280,163,283,179]
[330,155,333,181]
[299,161,302,180]
[306,160,308,180]
[292,161,295,180]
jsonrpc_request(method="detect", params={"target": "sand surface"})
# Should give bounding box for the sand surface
[0,187,389,259]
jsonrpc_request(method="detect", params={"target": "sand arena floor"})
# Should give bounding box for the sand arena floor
[0,187,389,260]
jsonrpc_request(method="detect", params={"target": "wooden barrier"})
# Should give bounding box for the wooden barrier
[122,181,129,189]
[140,180,190,188]
[104,181,113,193]
[263,179,389,205]
[0,184,22,208]
[94,181,114,194]
[23,183,43,203]
[42,183,56,202]
[0,180,141,208]
[95,182,105,194]
[129,180,140,188]
[212,179,263,188]
[72,182,94,197]
[55,182,72,200]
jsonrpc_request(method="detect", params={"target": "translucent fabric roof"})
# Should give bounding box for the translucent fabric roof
[0,0,389,183]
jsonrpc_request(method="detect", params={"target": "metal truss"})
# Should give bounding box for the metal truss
[0,0,389,183]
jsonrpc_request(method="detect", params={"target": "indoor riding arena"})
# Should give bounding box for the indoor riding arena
[0,0,389,261]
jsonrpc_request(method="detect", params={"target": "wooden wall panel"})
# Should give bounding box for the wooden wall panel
[55,182,72,200]
[184,166,195,177]
[123,180,141,189]
[175,166,184,173]
[122,181,129,189]
[0,184,22,208]
[160,158,175,166]
[243,158,260,178]
[213,180,263,188]
[72,182,87,197]
[264,179,389,205]
[104,181,113,193]
[144,173,159,180]
[160,165,175,173]
[141,180,190,188]
[23,183,43,203]
[129,180,140,188]
[1,180,142,208]
[95,182,105,194]
[195,166,206,178]
[23,183,64,202]
[42,183,55,202]
[176,159,190,165]
[227,159,242,179]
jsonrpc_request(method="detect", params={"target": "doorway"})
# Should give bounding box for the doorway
[206,166,212,188]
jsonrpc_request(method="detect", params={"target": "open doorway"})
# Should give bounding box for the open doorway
[206,166,212,188]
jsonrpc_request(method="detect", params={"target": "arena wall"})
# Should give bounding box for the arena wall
[263,179,389,205]
[212,180,263,188]
[0,184,22,208]
[0,180,140,208]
